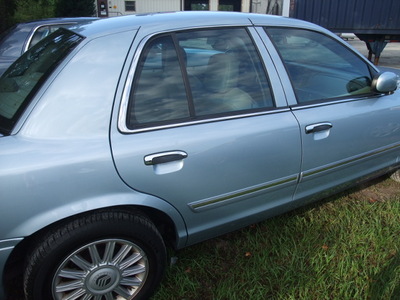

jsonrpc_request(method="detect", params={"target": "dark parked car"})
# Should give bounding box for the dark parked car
[0,17,97,76]
[0,12,399,300]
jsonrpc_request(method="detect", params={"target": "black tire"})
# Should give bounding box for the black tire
[23,209,167,300]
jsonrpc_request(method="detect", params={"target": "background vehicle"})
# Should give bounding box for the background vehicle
[289,0,400,64]
[0,12,399,300]
[0,17,97,76]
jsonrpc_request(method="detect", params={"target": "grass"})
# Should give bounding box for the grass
[151,176,400,300]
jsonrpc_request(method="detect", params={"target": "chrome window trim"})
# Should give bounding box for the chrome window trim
[118,27,287,134]
[120,108,291,133]
[24,23,75,52]
[290,94,381,111]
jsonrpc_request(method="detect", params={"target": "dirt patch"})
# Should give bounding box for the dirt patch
[351,176,400,203]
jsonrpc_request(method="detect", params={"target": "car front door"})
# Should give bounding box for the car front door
[111,27,302,245]
[264,27,400,203]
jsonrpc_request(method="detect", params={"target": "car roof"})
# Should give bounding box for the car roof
[72,11,324,39]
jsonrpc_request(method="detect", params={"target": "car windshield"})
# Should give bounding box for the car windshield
[0,28,83,135]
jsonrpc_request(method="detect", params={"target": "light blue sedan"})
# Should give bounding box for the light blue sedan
[0,11,399,300]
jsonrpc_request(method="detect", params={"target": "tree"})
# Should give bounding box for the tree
[14,0,57,23]
[0,0,17,33]
[55,0,96,17]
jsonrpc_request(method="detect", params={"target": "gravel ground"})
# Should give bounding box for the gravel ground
[346,37,400,69]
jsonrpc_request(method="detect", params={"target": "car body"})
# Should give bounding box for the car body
[0,11,399,300]
[0,17,98,76]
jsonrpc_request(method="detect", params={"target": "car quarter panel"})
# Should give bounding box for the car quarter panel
[16,30,135,137]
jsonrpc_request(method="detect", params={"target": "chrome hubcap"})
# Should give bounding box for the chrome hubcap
[52,239,149,300]
[86,266,120,294]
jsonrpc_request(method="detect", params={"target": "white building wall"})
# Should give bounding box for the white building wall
[100,0,255,17]
[210,1,251,12]
[107,0,181,16]
[242,0,251,13]
[209,0,218,11]
[250,0,290,16]
[136,0,181,13]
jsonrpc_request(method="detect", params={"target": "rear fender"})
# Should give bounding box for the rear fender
[8,193,188,249]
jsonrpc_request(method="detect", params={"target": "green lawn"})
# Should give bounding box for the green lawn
[152,176,400,300]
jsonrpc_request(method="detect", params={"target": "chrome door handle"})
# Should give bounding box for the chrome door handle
[305,122,333,134]
[144,151,188,166]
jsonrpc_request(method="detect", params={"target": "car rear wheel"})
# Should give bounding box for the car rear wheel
[23,209,167,300]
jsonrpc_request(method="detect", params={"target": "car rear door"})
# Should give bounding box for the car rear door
[111,27,302,245]
[263,27,400,203]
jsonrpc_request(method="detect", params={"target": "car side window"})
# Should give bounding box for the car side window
[127,35,191,128]
[127,28,274,129]
[176,28,274,115]
[266,27,374,103]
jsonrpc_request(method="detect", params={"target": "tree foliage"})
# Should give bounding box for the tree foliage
[0,0,17,33]
[0,0,57,34]
[55,0,96,17]
[0,0,97,34]
[14,0,56,23]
